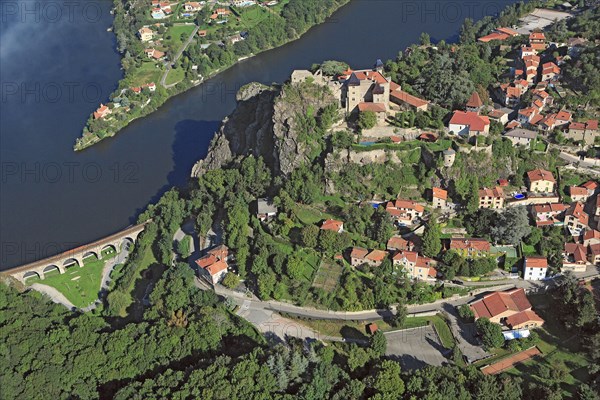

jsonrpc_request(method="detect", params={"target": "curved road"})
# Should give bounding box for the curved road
[161,25,200,88]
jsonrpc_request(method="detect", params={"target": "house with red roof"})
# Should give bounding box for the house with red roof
[449,238,491,259]
[563,243,588,272]
[541,62,560,82]
[389,82,429,112]
[583,229,600,247]
[478,187,504,209]
[582,180,598,196]
[138,27,154,42]
[385,199,424,226]
[589,244,600,265]
[320,219,344,233]
[350,247,369,267]
[567,120,599,145]
[364,249,388,267]
[531,203,567,227]
[195,245,231,285]
[432,187,448,209]
[386,236,415,252]
[392,251,437,281]
[357,102,387,125]
[520,45,536,58]
[93,103,112,120]
[529,31,547,50]
[145,48,166,60]
[448,111,490,139]
[565,202,589,236]
[526,169,555,193]
[570,186,590,202]
[523,256,548,281]
[469,288,544,329]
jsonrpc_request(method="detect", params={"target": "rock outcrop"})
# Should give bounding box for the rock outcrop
[191,81,337,178]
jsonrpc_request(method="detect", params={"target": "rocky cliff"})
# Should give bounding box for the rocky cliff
[191,81,337,178]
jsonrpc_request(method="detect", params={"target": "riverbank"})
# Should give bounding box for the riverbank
[74,0,351,151]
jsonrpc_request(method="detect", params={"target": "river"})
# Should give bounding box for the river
[0,0,517,269]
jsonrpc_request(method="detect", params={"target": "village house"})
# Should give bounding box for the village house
[392,251,437,281]
[520,45,537,58]
[499,80,528,107]
[350,247,369,267]
[320,219,344,233]
[589,244,600,265]
[138,27,154,42]
[526,169,555,193]
[537,113,558,132]
[504,128,537,147]
[386,236,415,252]
[563,243,588,272]
[385,199,425,225]
[358,102,387,125]
[582,180,599,196]
[145,48,166,60]
[567,120,599,145]
[432,187,448,209]
[448,110,490,138]
[518,107,539,126]
[569,186,590,202]
[531,203,567,227]
[469,288,544,330]
[255,198,278,221]
[448,238,491,259]
[488,108,511,125]
[565,202,589,236]
[596,196,600,222]
[93,103,111,120]
[195,245,230,285]
[389,82,430,112]
[364,249,388,267]
[478,186,504,209]
[478,27,519,42]
[343,69,390,113]
[555,110,572,127]
[532,89,552,107]
[541,62,560,82]
[184,2,203,12]
[529,31,547,50]
[523,256,548,281]
[583,229,600,247]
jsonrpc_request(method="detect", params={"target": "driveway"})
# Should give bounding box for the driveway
[384,326,449,370]
[442,303,490,363]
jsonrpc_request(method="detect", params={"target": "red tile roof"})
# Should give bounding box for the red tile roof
[449,238,491,252]
[570,186,588,196]
[393,199,425,213]
[366,249,388,262]
[496,27,519,36]
[505,310,545,328]
[351,247,369,259]
[432,187,448,200]
[478,32,510,42]
[390,89,429,108]
[470,288,532,320]
[449,111,490,132]
[358,102,386,113]
[321,219,343,231]
[565,243,587,263]
[387,236,412,251]
[525,256,548,268]
[582,181,598,191]
[479,186,504,198]
[533,203,567,214]
[556,110,572,122]
[530,32,546,41]
[527,169,555,183]
[566,202,588,225]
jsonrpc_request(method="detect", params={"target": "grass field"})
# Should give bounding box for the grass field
[26,255,116,308]
[165,66,186,85]
[127,61,162,87]
[162,25,196,50]
[293,204,335,225]
[312,261,343,292]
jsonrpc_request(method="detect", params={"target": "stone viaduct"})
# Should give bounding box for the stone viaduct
[2,221,149,282]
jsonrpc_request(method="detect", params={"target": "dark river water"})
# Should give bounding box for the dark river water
[0,0,517,269]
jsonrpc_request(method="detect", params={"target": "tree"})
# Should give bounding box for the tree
[176,235,191,258]
[301,224,319,248]
[422,220,442,257]
[358,111,377,131]
[390,304,407,328]
[347,345,371,372]
[476,318,504,349]
[458,304,474,321]
[490,207,531,245]
[370,330,387,357]
[320,60,349,76]
[222,272,240,289]
[419,32,431,46]
[373,360,405,397]
[576,291,597,328]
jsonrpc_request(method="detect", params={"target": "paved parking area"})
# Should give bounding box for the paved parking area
[516,8,571,34]
[384,326,448,370]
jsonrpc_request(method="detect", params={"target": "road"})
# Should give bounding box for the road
[161,25,200,88]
